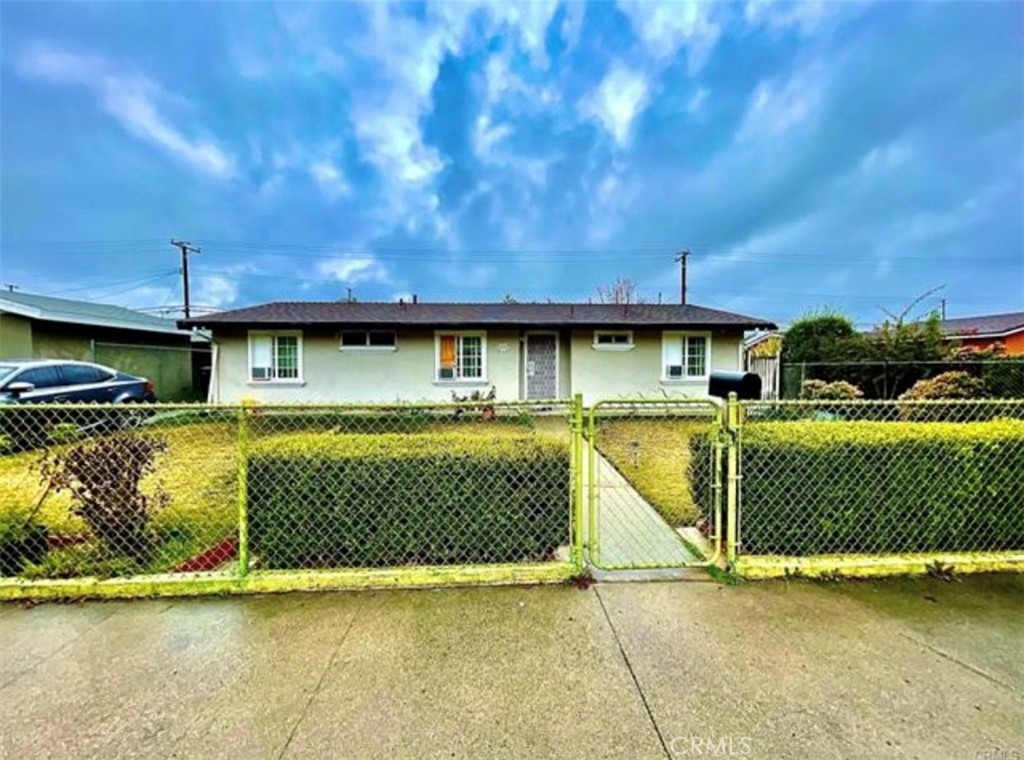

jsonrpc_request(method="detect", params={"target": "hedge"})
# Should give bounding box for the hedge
[690,419,1024,556]
[247,432,570,568]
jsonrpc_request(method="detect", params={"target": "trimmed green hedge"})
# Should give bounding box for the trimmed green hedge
[248,432,570,568]
[709,420,1024,556]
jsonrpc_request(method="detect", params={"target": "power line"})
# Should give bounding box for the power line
[40,270,180,297]
[4,238,1019,265]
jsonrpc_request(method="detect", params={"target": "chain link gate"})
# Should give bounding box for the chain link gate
[586,399,726,571]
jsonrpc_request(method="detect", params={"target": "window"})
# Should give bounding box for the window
[593,330,634,349]
[436,332,485,381]
[13,366,62,389]
[249,332,302,382]
[341,330,397,349]
[662,333,710,379]
[60,364,113,385]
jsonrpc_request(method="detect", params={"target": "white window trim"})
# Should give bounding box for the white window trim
[339,329,398,352]
[661,331,712,382]
[247,330,304,384]
[434,330,488,383]
[593,330,635,351]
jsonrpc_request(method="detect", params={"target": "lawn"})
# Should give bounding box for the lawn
[0,420,239,577]
[594,419,713,526]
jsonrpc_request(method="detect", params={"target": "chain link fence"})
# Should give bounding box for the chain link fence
[587,399,723,570]
[4,396,1023,594]
[780,359,1024,400]
[736,399,1024,561]
[0,400,580,591]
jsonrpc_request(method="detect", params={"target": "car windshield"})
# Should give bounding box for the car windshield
[0,365,18,384]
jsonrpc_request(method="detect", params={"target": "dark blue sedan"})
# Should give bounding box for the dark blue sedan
[0,359,156,404]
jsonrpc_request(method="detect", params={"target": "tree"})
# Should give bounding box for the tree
[780,310,859,365]
[595,277,646,305]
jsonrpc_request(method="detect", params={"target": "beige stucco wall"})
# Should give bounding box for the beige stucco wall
[569,328,742,404]
[212,327,523,403]
[0,313,33,357]
[210,325,745,404]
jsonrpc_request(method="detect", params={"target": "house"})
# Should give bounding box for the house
[938,311,1024,356]
[180,301,776,404]
[742,331,783,399]
[0,290,210,400]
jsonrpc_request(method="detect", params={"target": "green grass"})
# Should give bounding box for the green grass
[0,415,555,577]
[595,419,712,526]
[0,422,238,576]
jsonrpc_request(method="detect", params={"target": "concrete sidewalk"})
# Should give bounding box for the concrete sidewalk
[1,575,1022,759]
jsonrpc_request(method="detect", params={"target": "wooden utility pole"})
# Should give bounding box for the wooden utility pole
[170,240,201,318]
[674,250,690,305]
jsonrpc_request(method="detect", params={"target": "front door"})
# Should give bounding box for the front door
[525,334,558,399]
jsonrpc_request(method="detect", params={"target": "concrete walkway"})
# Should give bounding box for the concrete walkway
[2,575,1021,759]
[585,443,700,571]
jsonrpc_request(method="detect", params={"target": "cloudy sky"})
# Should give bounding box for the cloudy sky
[1,1,1021,326]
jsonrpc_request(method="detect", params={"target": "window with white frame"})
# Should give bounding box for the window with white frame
[593,330,634,349]
[436,332,485,381]
[249,331,302,382]
[662,332,710,380]
[340,330,397,349]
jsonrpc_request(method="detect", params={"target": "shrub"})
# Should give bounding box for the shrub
[0,514,48,576]
[721,419,1024,556]
[40,434,168,562]
[799,379,864,400]
[899,371,985,401]
[247,432,570,568]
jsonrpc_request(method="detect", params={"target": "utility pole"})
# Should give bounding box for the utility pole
[674,250,690,305]
[3,283,18,292]
[940,298,947,320]
[170,240,201,318]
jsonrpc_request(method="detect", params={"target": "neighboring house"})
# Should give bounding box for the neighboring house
[0,291,210,400]
[939,311,1024,356]
[180,301,776,404]
[742,331,783,399]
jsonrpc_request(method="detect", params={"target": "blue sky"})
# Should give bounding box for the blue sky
[1,1,1021,326]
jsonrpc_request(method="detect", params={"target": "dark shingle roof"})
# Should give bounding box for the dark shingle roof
[940,311,1024,338]
[180,301,776,330]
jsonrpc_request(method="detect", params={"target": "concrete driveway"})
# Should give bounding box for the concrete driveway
[1,575,1021,760]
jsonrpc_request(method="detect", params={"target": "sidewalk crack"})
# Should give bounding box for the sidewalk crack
[595,587,672,760]
[898,632,1018,694]
[276,599,364,759]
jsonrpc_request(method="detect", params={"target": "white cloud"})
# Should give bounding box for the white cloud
[473,115,514,160]
[195,274,242,309]
[735,67,824,143]
[317,255,390,285]
[581,64,650,146]
[744,0,834,36]
[17,41,233,179]
[616,0,720,73]
[309,160,352,200]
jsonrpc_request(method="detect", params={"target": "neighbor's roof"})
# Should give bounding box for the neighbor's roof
[179,301,777,330]
[0,291,189,337]
[940,311,1024,339]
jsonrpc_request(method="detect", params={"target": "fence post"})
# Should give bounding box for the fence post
[237,404,250,578]
[571,393,585,573]
[726,392,740,566]
[588,401,602,568]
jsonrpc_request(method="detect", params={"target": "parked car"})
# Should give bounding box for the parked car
[0,360,157,452]
[0,359,156,404]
